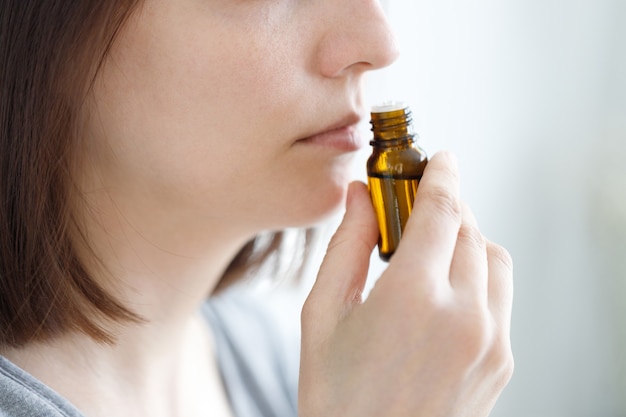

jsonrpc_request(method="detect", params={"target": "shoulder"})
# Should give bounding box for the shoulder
[203,284,302,417]
[0,357,83,417]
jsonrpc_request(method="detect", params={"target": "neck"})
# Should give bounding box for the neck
[1,229,245,417]
[3,312,234,417]
[2,180,254,416]
[73,175,257,324]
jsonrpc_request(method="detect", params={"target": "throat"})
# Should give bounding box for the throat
[2,313,235,417]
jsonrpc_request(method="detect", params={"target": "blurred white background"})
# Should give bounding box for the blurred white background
[355,0,625,416]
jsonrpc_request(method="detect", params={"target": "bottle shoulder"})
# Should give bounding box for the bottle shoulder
[367,145,428,178]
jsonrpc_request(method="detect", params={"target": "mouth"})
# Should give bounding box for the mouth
[295,113,365,152]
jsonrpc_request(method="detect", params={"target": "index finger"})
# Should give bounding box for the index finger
[392,151,463,279]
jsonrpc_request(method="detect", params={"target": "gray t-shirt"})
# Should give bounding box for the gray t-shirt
[0,288,300,417]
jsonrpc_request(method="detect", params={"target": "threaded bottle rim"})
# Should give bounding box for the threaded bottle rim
[370,102,412,125]
[370,102,415,144]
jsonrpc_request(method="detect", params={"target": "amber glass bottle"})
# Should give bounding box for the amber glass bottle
[367,103,428,261]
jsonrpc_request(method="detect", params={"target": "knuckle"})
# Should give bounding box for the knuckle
[300,291,325,330]
[326,234,352,254]
[491,341,513,368]
[503,353,515,383]
[465,314,493,360]
[441,307,493,365]
[457,223,486,251]
[487,242,513,273]
[300,297,315,326]
[327,224,374,257]
[423,186,462,223]
[418,286,447,312]
[485,335,515,385]
[500,353,515,385]
[386,273,443,319]
[494,346,515,389]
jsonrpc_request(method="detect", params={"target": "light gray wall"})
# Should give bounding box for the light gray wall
[354,1,626,416]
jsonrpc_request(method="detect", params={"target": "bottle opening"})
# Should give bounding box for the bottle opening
[371,101,408,114]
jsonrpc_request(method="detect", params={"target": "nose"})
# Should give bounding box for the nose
[314,0,400,78]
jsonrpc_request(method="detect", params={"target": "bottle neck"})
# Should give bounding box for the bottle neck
[370,106,416,147]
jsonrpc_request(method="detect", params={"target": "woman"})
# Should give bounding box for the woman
[0,1,514,416]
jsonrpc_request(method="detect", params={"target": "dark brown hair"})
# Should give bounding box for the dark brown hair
[0,1,300,348]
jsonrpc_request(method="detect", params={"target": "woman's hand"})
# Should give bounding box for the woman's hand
[299,152,514,417]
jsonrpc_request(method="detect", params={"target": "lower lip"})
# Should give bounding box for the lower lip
[296,126,364,152]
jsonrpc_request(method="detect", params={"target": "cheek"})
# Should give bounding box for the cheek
[86,4,346,228]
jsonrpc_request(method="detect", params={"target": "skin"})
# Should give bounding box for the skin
[3,0,513,416]
[301,154,514,417]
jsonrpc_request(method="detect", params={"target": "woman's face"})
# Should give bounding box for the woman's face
[84,0,398,235]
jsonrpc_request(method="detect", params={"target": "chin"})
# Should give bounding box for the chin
[256,156,355,229]
[284,178,350,228]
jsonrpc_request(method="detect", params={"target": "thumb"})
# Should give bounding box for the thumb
[302,181,379,335]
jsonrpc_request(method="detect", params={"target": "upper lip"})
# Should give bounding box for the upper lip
[297,112,363,142]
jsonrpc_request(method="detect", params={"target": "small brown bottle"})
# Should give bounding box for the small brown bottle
[367,103,428,261]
